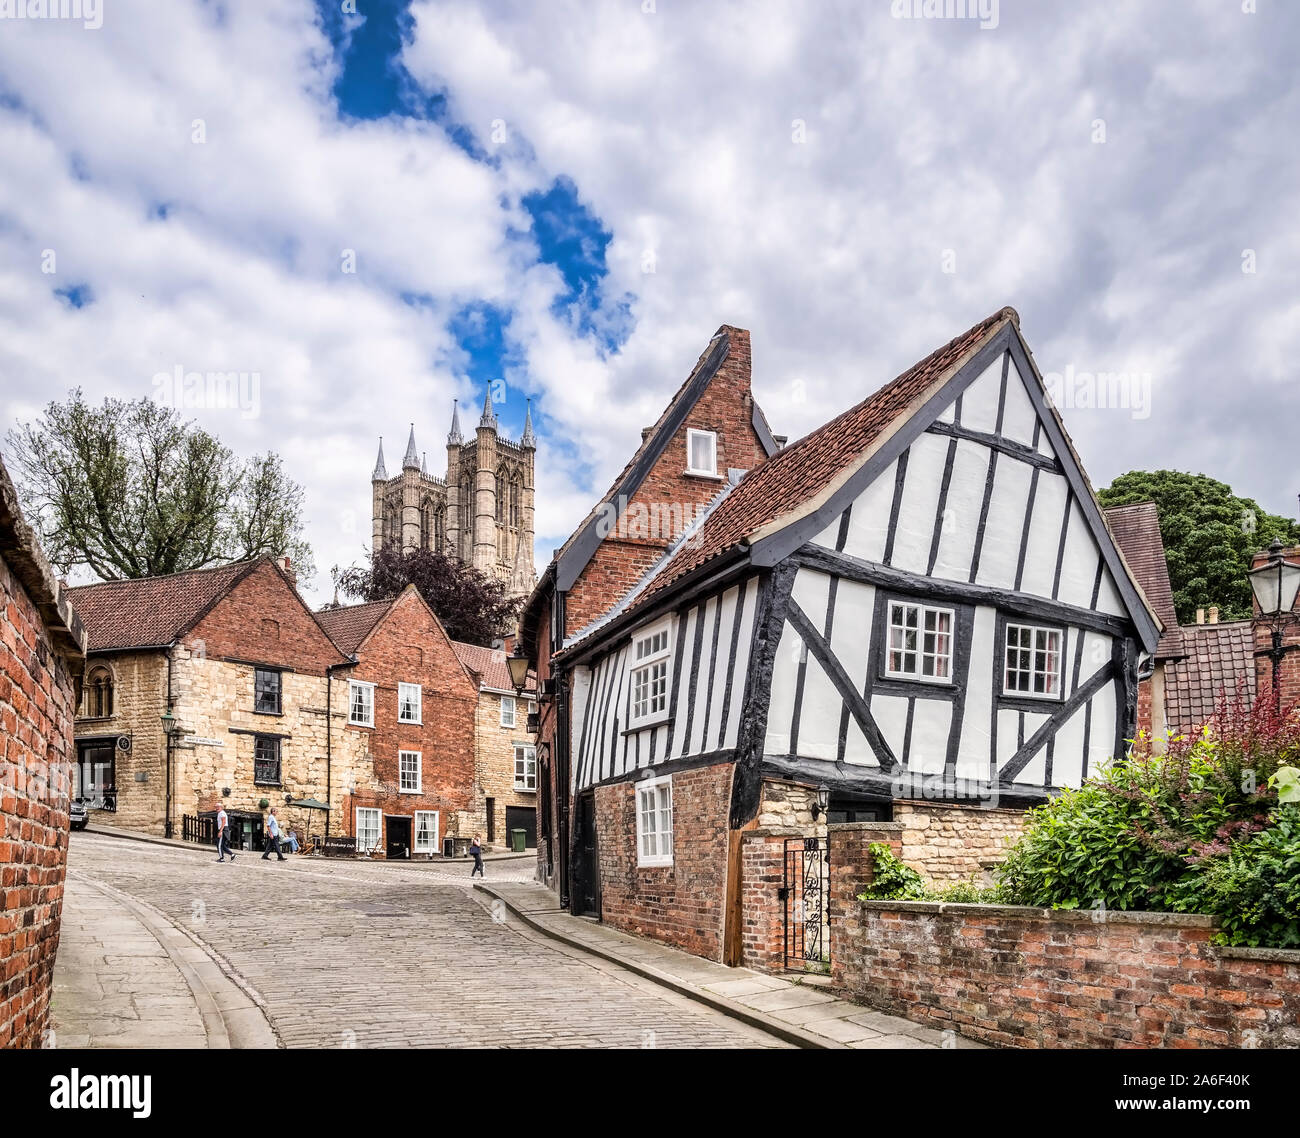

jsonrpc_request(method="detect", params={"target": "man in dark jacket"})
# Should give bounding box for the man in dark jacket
[469,835,484,878]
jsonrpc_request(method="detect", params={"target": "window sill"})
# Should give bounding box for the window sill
[513,786,537,794]
[637,858,674,869]
[399,719,423,727]
[399,788,422,795]
[254,781,282,789]
[683,469,724,481]
[348,721,374,730]
[253,709,284,717]
[623,717,671,734]
[882,672,953,687]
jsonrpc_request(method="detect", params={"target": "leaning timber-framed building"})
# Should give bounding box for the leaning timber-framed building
[520,307,1163,967]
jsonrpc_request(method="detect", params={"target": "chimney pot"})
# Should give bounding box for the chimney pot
[1208,605,1219,624]
[1195,607,1205,625]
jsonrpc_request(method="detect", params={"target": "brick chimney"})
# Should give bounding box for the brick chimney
[277,555,296,591]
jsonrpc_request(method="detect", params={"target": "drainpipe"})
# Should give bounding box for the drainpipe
[325,660,349,840]
[164,646,175,838]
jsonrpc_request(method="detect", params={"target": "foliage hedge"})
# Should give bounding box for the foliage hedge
[859,698,1300,947]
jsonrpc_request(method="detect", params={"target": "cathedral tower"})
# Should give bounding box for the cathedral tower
[370,390,536,601]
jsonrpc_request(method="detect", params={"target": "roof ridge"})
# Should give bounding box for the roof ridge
[66,558,255,592]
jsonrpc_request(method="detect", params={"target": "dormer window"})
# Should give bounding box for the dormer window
[686,429,718,477]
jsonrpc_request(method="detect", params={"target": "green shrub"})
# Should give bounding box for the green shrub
[1167,805,1300,947]
[857,842,928,901]
[930,878,1003,904]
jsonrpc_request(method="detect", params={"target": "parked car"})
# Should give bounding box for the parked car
[69,800,88,831]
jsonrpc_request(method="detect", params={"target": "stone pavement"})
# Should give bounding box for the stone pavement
[476,880,988,1049]
[58,830,789,1048]
[51,873,276,1048]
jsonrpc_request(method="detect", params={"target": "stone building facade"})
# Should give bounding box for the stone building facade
[317,587,479,856]
[0,456,85,1048]
[67,558,381,847]
[451,641,538,849]
[371,394,536,600]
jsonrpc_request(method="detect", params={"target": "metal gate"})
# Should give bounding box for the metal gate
[781,836,830,970]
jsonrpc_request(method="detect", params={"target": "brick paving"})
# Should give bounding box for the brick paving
[62,831,787,1048]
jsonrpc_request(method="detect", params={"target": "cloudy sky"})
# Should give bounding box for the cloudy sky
[1,0,1296,607]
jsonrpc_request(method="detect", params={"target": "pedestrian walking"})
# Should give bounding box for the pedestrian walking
[469,834,484,877]
[215,805,236,862]
[262,807,287,861]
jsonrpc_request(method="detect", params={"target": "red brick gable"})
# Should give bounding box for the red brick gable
[186,559,348,676]
[564,326,772,634]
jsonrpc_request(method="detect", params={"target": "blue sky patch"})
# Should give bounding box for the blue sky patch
[54,284,93,308]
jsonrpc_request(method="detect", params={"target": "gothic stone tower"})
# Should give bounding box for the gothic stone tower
[371,394,537,600]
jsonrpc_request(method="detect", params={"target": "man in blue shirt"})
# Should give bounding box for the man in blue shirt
[262,808,287,861]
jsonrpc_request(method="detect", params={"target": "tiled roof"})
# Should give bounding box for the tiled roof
[314,599,394,655]
[635,307,1016,603]
[1164,621,1256,736]
[67,561,255,652]
[452,640,535,695]
[1103,501,1182,658]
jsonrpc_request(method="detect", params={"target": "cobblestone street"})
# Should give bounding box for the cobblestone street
[53,832,787,1049]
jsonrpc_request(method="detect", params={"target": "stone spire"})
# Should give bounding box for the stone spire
[372,438,388,481]
[422,451,428,476]
[479,388,497,428]
[403,424,420,469]
[448,399,463,445]
[521,399,536,449]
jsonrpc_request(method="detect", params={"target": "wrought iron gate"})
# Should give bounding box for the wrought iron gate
[781,836,830,970]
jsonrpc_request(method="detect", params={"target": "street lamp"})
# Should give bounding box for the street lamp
[506,648,531,696]
[1247,538,1300,714]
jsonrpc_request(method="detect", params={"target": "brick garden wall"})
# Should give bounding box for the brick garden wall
[594,762,734,961]
[0,462,85,1048]
[829,826,1300,1049]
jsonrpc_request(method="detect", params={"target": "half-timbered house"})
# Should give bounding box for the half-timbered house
[520,307,1164,966]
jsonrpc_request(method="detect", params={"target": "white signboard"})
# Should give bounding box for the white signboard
[183,736,225,748]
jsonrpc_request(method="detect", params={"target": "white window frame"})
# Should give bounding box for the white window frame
[884,601,955,684]
[500,695,516,728]
[414,810,440,854]
[636,775,674,868]
[685,428,718,476]
[513,743,537,792]
[628,617,673,728]
[399,749,422,794]
[1003,622,1064,700]
[398,682,422,724]
[355,807,381,854]
[348,680,375,727]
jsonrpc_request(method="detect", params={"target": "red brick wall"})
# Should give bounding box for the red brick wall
[343,589,478,851]
[188,560,346,676]
[829,829,1300,1048]
[565,328,770,636]
[1136,674,1153,737]
[594,762,733,961]
[737,831,787,971]
[0,528,82,1048]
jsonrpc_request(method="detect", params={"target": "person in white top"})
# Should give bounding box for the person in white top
[216,806,235,862]
[262,808,287,862]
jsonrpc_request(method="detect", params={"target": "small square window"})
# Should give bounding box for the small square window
[686,429,717,476]
[399,750,422,793]
[885,603,954,682]
[1004,623,1063,698]
[398,682,422,724]
[254,668,282,714]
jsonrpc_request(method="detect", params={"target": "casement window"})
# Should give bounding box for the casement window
[82,666,114,719]
[399,750,422,793]
[629,619,673,726]
[636,775,674,868]
[254,668,282,714]
[514,743,537,791]
[500,695,516,728]
[414,811,439,854]
[253,735,281,786]
[1004,623,1063,698]
[398,682,422,724]
[356,807,381,854]
[885,602,954,682]
[686,428,718,476]
[349,680,375,727]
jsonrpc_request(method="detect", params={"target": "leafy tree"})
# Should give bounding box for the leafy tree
[335,544,522,647]
[1098,470,1300,623]
[6,390,313,581]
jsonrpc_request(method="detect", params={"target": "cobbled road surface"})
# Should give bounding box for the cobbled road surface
[64,831,786,1048]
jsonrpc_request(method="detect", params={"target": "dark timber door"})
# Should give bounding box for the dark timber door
[571,791,600,917]
[386,816,412,860]
[505,805,537,848]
